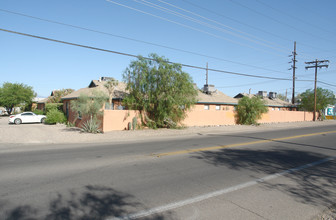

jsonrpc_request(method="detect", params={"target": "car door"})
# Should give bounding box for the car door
[20,113,35,123]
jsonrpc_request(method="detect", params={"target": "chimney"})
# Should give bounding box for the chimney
[258,91,267,98]
[269,92,277,99]
[203,84,216,94]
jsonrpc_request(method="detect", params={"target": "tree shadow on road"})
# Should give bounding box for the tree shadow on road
[1,185,173,220]
[192,148,336,207]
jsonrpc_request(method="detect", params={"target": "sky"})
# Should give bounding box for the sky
[1,0,336,99]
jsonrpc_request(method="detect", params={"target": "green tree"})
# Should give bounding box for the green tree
[277,94,288,102]
[123,53,198,128]
[0,82,36,114]
[70,91,108,133]
[104,78,119,108]
[299,87,335,111]
[48,89,74,103]
[236,96,268,125]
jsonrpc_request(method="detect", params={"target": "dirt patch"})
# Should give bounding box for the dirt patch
[1,116,336,145]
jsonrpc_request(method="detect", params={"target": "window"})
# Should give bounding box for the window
[216,105,220,110]
[278,108,281,111]
[22,113,33,116]
[204,105,209,110]
[78,111,82,119]
[272,107,275,111]
[105,102,114,110]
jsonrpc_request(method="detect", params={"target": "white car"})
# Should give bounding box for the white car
[9,112,46,125]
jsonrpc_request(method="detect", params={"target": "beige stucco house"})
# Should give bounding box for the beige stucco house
[61,78,314,132]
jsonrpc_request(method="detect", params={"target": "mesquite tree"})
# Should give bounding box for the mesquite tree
[0,82,36,114]
[123,53,198,128]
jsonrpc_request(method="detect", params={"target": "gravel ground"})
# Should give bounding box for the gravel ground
[314,203,336,220]
[1,116,336,145]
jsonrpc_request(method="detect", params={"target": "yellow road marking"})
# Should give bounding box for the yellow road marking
[152,130,336,157]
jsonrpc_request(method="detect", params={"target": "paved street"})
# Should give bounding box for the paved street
[1,124,336,219]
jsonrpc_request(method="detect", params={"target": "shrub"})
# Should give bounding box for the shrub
[45,103,63,113]
[81,118,101,133]
[45,109,67,124]
[236,96,268,125]
[33,109,44,115]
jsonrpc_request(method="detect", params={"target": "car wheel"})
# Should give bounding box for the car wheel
[41,118,45,124]
[14,118,22,125]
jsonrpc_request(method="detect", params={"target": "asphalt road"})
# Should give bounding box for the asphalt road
[1,125,336,219]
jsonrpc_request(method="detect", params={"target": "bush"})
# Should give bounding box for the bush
[81,118,101,133]
[45,109,67,124]
[236,96,268,125]
[45,103,63,113]
[33,109,44,115]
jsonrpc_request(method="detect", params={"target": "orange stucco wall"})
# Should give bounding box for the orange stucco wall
[101,104,316,132]
[182,104,236,126]
[103,110,142,131]
[259,110,315,123]
[63,100,316,132]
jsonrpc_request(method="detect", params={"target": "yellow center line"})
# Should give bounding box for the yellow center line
[152,130,336,157]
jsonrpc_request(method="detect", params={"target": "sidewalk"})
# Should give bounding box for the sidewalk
[1,115,336,145]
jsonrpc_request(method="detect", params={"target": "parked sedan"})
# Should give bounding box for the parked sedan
[9,112,46,125]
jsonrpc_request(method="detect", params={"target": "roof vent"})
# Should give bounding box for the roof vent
[100,77,114,82]
[269,92,277,99]
[203,84,216,94]
[258,91,267,98]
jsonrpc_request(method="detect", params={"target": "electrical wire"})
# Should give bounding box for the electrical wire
[216,79,278,89]
[228,0,333,43]
[137,0,289,53]
[0,8,291,74]
[255,0,336,35]
[0,27,294,81]
[106,0,287,57]
[181,0,329,53]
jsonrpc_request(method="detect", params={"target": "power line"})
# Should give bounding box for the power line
[216,79,277,89]
[0,27,294,81]
[255,0,335,35]
[106,0,287,57]
[0,8,290,74]
[180,0,330,57]
[181,0,292,43]
[139,0,289,53]
[228,0,333,43]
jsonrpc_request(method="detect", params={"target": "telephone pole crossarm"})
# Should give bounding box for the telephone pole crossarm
[304,59,329,121]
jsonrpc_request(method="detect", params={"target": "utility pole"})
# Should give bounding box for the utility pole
[305,59,329,121]
[206,62,208,85]
[285,89,288,101]
[289,41,297,104]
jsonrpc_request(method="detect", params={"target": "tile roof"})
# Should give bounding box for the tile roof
[234,93,296,107]
[61,80,128,100]
[197,90,238,105]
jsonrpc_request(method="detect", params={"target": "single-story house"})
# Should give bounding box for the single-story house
[234,91,297,111]
[61,80,314,132]
[36,90,61,111]
[61,77,127,127]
